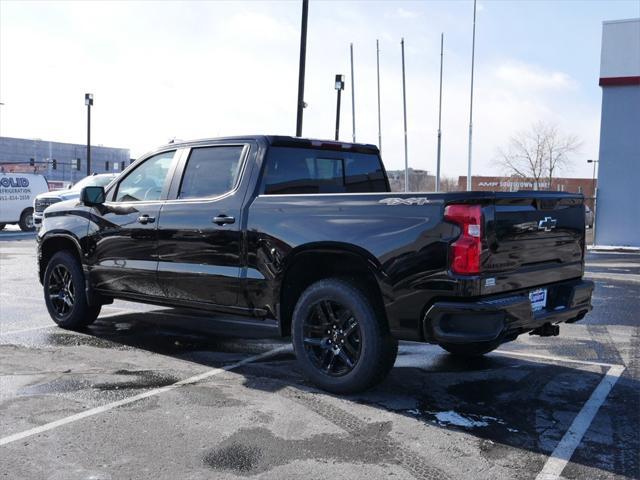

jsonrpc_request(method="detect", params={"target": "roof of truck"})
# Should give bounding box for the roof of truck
[159,135,380,154]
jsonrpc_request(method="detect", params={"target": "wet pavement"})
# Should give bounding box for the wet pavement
[0,238,638,479]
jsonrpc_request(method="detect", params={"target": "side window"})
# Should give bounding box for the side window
[178,146,244,199]
[114,151,175,202]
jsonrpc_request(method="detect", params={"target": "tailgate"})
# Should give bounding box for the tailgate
[483,192,585,290]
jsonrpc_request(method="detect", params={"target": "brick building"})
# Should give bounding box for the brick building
[457,176,597,208]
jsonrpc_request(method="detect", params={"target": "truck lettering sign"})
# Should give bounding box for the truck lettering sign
[0,177,30,188]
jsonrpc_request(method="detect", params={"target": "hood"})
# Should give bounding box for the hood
[36,189,81,202]
[43,198,83,214]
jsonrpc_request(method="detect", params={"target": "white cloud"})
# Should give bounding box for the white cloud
[495,62,575,91]
[395,7,420,19]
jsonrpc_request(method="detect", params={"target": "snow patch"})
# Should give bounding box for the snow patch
[426,410,519,432]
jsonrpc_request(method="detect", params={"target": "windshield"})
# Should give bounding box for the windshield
[71,175,116,191]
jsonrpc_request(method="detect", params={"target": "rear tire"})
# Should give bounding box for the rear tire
[0,223,5,230]
[292,278,398,394]
[43,251,101,329]
[440,341,499,357]
[19,208,35,231]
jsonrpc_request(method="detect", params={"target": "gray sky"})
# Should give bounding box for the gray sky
[1,0,638,179]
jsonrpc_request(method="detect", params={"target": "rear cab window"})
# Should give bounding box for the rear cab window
[261,147,389,195]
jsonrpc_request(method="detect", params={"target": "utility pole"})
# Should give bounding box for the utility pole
[436,33,444,192]
[295,0,309,137]
[376,39,382,152]
[466,0,477,191]
[401,38,409,192]
[85,93,93,176]
[350,43,356,143]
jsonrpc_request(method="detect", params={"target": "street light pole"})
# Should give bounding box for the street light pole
[401,38,409,193]
[85,93,93,176]
[350,42,356,143]
[334,75,345,141]
[588,159,599,246]
[295,0,309,137]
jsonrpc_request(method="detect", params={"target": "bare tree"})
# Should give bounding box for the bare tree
[439,176,460,192]
[497,122,581,189]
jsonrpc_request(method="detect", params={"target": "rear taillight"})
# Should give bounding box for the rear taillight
[444,204,483,275]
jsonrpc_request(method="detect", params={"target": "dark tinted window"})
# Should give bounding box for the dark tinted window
[263,147,387,194]
[178,146,244,199]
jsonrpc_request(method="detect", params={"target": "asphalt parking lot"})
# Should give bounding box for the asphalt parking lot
[1,232,638,480]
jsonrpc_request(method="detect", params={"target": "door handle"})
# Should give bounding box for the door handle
[212,215,235,226]
[137,214,155,224]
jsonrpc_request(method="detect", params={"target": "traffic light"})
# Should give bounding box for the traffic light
[52,159,57,170]
[76,158,81,171]
[29,158,35,167]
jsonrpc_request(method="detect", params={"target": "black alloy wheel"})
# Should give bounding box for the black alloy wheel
[292,278,398,394]
[48,264,75,318]
[43,251,101,329]
[302,299,362,377]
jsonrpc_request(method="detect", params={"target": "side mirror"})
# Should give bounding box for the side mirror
[81,186,105,206]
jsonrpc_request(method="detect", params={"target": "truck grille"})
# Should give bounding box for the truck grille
[35,197,61,213]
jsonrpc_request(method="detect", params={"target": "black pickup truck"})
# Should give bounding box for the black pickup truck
[37,136,593,393]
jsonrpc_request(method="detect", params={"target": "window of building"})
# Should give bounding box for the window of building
[178,146,244,199]
[105,161,109,171]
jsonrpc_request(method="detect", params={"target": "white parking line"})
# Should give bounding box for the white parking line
[535,365,626,480]
[0,344,290,446]
[495,349,619,368]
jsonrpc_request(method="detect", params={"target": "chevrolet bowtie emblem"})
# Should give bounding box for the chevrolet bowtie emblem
[538,216,557,232]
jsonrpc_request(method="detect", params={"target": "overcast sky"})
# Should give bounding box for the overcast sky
[1,0,638,179]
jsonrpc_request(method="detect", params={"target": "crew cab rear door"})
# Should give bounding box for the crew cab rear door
[156,142,254,308]
[482,191,585,292]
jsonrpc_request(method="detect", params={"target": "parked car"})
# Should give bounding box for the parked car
[0,173,49,231]
[36,136,593,393]
[33,173,118,229]
[585,205,594,228]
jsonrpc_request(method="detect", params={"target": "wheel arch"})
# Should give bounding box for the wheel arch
[277,242,389,337]
[38,233,83,284]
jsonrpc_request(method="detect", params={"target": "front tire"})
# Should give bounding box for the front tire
[19,208,35,231]
[292,278,398,394]
[43,251,101,329]
[440,341,499,357]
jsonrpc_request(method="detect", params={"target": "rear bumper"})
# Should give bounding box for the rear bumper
[423,279,593,344]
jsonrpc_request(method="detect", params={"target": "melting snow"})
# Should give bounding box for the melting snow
[425,410,518,432]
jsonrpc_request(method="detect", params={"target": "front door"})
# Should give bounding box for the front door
[156,144,249,307]
[86,150,178,297]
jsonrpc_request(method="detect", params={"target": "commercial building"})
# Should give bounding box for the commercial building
[457,176,597,209]
[595,18,640,247]
[0,136,131,186]
[388,169,435,192]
